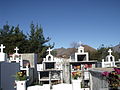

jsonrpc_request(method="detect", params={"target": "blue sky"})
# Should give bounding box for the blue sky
[0,0,120,49]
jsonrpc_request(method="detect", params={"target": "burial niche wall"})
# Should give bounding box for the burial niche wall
[45,62,55,70]
[77,54,86,61]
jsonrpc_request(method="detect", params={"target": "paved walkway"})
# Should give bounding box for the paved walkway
[27,84,72,90]
[27,84,89,90]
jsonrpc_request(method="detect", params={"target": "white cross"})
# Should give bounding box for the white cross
[108,49,112,55]
[0,44,5,53]
[47,47,52,55]
[14,47,19,54]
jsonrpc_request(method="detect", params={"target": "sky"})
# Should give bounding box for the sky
[0,0,120,49]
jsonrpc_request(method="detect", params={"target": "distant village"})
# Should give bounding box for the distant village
[0,43,120,90]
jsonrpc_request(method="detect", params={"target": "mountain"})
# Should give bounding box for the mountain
[54,45,96,58]
[113,44,120,53]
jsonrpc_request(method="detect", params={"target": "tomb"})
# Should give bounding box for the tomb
[9,47,22,63]
[9,47,38,87]
[69,44,97,89]
[0,44,19,90]
[37,48,63,84]
[75,45,88,62]
[102,49,116,68]
[9,47,30,76]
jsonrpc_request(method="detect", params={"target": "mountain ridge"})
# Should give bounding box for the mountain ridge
[54,44,96,58]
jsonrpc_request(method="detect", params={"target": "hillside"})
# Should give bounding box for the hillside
[54,45,96,58]
[113,44,120,53]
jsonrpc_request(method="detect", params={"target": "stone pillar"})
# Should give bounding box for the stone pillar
[16,55,20,63]
[26,65,29,76]
[43,62,45,70]
[60,71,63,83]
[20,57,23,70]
[0,44,6,62]
[102,59,105,68]
[38,72,41,84]
[16,80,26,90]
[49,71,51,84]
[0,53,6,62]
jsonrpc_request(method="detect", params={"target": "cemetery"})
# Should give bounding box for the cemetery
[0,43,120,90]
[1,0,120,90]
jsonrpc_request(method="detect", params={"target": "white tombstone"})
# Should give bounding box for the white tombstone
[9,47,21,63]
[38,48,64,85]
[0,44,6,62]
[9,47,30,76]
[75,44,89,62]
[102,49,116,68]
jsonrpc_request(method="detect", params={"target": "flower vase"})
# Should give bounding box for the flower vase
[15,80,26,90]
[72,80,81,90]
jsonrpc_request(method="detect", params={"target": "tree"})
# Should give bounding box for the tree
[70,41,81,48]
[93,44,120,61]
[0,24,28,54]
[0,23,54,63]
[28,23,53,63]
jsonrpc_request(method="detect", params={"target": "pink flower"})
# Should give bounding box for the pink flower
[102,72,110,77]
[114,68,120,74]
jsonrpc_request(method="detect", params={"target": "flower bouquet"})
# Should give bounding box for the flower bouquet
[15,71,27,81]
[72,71,81,80]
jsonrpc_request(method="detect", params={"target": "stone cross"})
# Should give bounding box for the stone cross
[0,44,5,53]
[14,47,19,54]
[108,49,112,55]
[47,47,52,55]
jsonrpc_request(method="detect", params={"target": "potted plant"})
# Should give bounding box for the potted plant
[15,71,27,81]
[72,71,82,89]
[14,71,27,90]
